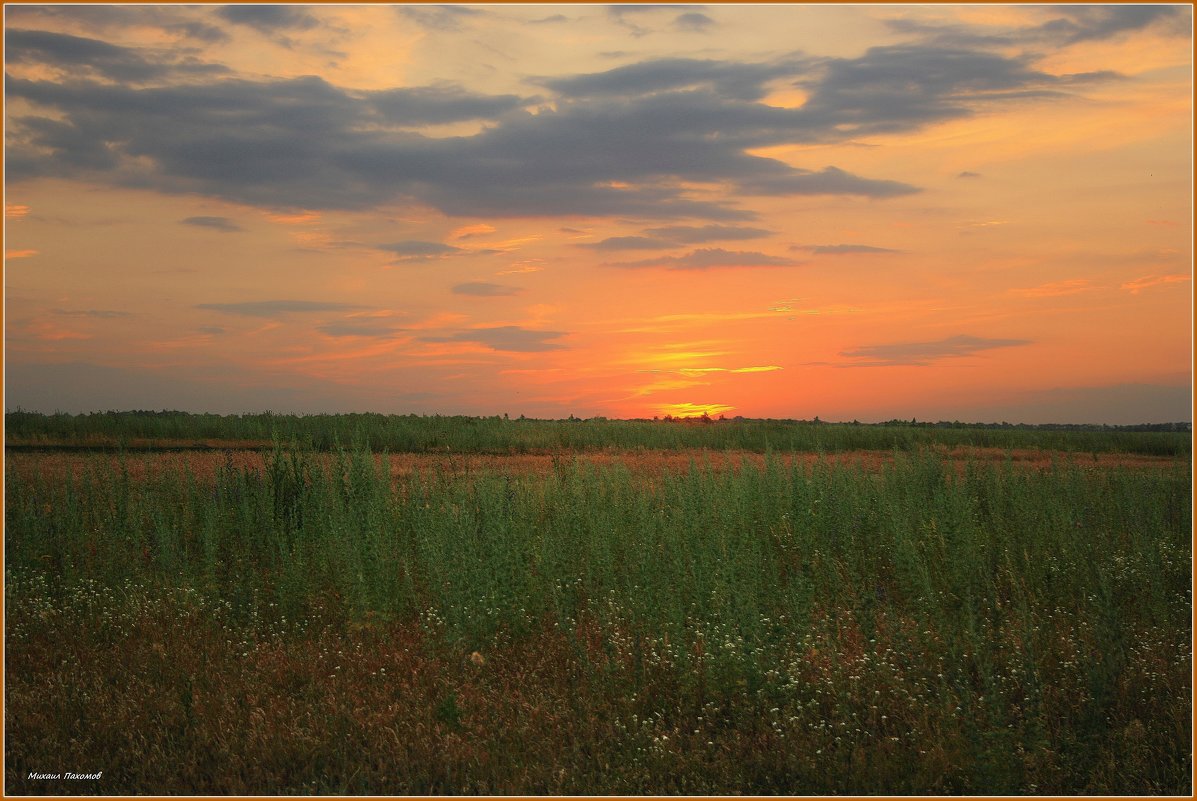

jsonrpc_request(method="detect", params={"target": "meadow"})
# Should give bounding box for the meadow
[4,413,1192,794]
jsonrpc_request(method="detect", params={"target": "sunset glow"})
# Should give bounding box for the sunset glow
[4,4,1192,423]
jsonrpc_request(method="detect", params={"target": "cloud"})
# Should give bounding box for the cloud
[1035,6,1188,45]
[609,248,802,270]
[368,85,525,125]
[795,44,1109,138]
[1009,279,1095,298]
[216,5,320,33]
[731,365,781,373]
[838,334,1032,366]
[376,241,463,261]
[398,5,481,32]
[585,224,776,250]
[9,26,1121,220]
[195,300,367,317]
[198,326,225,335]
[450,223,497,240]
[317,321,403,338]
[1121,274,1191,295]
[644,224,773,243]
[529,14,569,25]
[5,28,230,83]
[52,308,132,318]
[657,401,735,418]
[957,171,981,178]
[538,56,808,101]
[452,282,522,296]
[738,165,918,198]
[5,249,39,260]
[675,12,715,32]
[793,243,902,255]
[181,215,242,232]
[580,235,674,251]
[420,325,567,352]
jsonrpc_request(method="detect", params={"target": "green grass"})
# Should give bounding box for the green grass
[5,409,1192,456]
[5,442,1192,793]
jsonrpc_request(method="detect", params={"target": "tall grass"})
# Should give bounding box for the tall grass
[6,443,1191,793]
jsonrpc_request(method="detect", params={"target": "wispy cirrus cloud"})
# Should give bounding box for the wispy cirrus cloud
[216,5,321,33]
[1009,279,1095,298]
[580,235,673,251]
[4,27,230,83]
[420,325,567,352]
[317,321,404,338]
[52,308,132,318]
[644,224,773,243]
[608,248,802,270]
[675,12,715,32]
[196,300,367,317]
[397,5,482,32]
[376,240,463,262]
[452,282,522,297]
[791,243,902,255]
[181,215,242,232]
[1120,274,1191,295]
[582,224,774,251]
[838,334,1032,367]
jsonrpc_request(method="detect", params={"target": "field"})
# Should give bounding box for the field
[4,412,1192,794]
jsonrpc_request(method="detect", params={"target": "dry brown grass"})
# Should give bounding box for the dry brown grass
[7,446,1183,487]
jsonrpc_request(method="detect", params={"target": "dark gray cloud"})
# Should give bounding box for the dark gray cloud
[643,224,773,243]
[957,171,981,179]
[398,5,481,32]
[529,14,569,25]
[216,5,320,33]
[369,85,525,125]
[195,300,367,317]
[8,30,1120,220]
[795,44,1100,138]
[181,215,241,232]
[421,325,567,352]
[538,56,808,101]
[376,241,463,262]
[579,235,674,251]
[5,28,229,83]
[887,7,1186,51]
[793,243,901,255]
[839,334,1032,366]
[676,12,715,32]
[318,321,403,338]
[52,308,132,318]
[5,6,230,44]
[452,282,522,296]
[586,224,774,250]
[740,165,917,198]
[198,326,225,335]
[606,4,689,36]
[609,248,801,270]
[1036,5,1188,45]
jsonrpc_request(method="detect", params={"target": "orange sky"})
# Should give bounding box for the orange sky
[3,4,1192,422]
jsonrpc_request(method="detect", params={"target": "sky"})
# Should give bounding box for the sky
[3,3,1193,423]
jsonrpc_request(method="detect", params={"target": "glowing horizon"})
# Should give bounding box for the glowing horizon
[3,4,1192,424]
